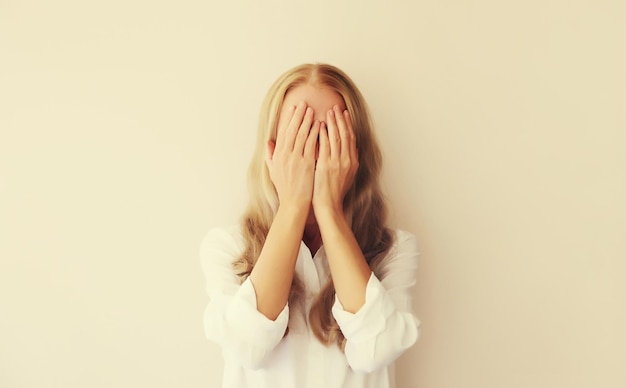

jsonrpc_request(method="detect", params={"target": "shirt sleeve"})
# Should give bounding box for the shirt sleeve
[331,229,421,373]
[200,227,289,370]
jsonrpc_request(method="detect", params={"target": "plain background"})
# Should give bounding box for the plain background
[1,1,625,387]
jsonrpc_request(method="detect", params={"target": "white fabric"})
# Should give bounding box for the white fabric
[200,225,420,388]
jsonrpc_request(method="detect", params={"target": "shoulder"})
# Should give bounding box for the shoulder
[376,229,420,274]
[390,229,419,256]
[199,225,245,262]
[199,225,246,290]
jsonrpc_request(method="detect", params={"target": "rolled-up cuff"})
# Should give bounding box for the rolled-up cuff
[331,273,395,344]
[225,277,289,347]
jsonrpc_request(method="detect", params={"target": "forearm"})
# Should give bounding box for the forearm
[316,207,372,313]
[249,204,308,320]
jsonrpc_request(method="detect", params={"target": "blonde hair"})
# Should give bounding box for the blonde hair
[233,63,394,349]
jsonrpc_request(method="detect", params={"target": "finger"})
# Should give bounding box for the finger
[334,106,350,158]
[293,107,314,154]
[304,120,320,159]
[326,109,340,159]
[283,101,308,151]
[318,122,330,160]
[274,105,296,151]
[343,109,358,163]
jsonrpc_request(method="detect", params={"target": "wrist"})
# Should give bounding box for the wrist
[313,202,345,223]
[277,201,311,222]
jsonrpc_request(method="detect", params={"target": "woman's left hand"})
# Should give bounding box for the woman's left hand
[312,105,359,215]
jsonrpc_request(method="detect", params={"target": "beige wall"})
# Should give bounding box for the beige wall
[1,1,624,387]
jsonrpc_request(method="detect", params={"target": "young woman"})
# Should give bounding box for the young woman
[200,63,420,388]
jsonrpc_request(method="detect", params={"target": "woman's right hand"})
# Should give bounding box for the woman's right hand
[265,101,320,211]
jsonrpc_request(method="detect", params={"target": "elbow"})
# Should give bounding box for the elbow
[215,326,284,371]
[205,311,286,371]
[212,335,281,371]
[348,356,389,374]
[234,346,274,371]
[345,318,420,374]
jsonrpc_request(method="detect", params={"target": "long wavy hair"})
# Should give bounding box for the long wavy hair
[233,63,394,350]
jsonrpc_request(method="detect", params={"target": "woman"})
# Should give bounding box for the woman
[200,63,420,388]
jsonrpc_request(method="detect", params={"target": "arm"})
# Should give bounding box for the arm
[315,207,371,313]
[313,105,370,312]
[332,231,420,373]
[248,204,308,320]
[252,101,320,320]
[200,227,289,370]
[200,102,320,369]
[313,107,420,372]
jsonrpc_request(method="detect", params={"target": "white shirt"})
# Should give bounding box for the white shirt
[200,226,420,388]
